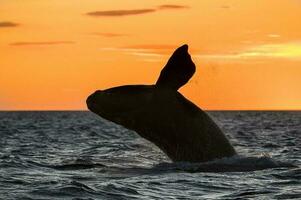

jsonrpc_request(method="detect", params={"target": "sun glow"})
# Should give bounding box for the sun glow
[0,0,301,110]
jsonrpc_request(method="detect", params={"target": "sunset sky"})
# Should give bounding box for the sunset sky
[0,0,300,110]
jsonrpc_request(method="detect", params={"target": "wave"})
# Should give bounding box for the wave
[38,155,298,173]
[26,158,106,171]
[2,153,297,174]
[154,155,297,173]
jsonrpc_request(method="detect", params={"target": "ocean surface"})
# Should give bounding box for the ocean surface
[0,111,300,199]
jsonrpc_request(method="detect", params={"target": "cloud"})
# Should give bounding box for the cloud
[103,42,301,61]
[99,45,176,59]
[157,5,189,10]
[99,46,165,63]
[0,21,19,28]
[87,9,155,17]
[107,44,180,55]
[99,44,197,63]
[10,41,75,46]
[100,44,197,55]
[197,42,301,60]
[86,4,189,17]
[91,32,128,37]
[267,34,281,38]
[220,5,231,9]
[124,44,179,51]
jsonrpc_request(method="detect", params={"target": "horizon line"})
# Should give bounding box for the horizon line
[0,109,300,112]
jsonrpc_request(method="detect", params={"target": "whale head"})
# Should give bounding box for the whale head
[86,85,155,126]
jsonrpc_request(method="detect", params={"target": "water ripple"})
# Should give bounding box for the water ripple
[0,111,300,199]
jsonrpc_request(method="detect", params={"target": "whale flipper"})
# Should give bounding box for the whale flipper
[156,44,196,90]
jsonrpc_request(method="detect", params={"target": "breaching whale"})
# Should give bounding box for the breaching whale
[87,44,236,163]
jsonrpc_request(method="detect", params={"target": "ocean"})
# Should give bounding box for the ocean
[0,111,300,199]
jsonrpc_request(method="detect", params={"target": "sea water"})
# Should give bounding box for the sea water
[0,111,300,199]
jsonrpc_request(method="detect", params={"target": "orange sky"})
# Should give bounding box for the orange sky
[0,0,301,110]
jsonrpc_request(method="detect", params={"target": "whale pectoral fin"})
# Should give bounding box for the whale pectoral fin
[156,44,196,90]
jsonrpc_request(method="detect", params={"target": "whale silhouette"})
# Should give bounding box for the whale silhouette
[87,44,237,162]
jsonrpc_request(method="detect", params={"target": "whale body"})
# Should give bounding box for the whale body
[87,45,236,162]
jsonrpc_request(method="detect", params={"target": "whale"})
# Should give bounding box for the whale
[87,44,237,163]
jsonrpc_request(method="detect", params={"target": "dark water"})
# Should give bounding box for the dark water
[0,111,300,199]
